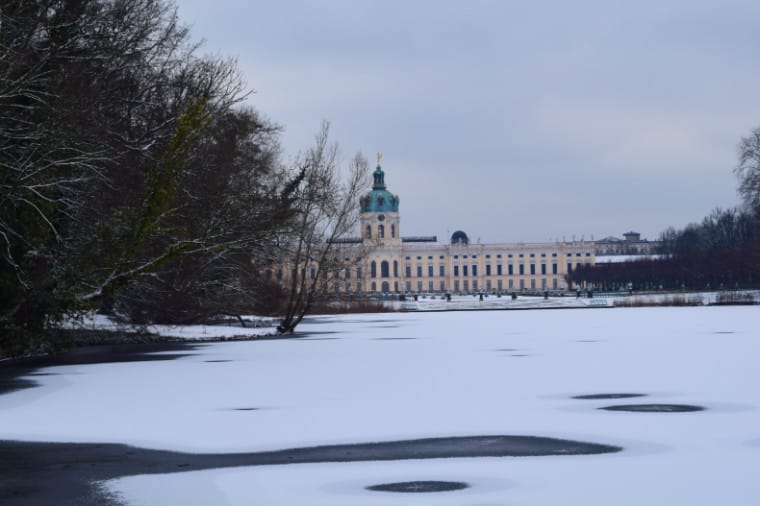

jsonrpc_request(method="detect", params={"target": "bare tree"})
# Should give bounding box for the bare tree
[0,0,271,354]
[737,126,760,212]
[276,122,369,334]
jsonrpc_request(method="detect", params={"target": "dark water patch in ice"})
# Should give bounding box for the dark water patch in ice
[510,354,529,357]
[712,331,735,334]
[0,435,622,505]
[0,377,38,396]
[373,337,415,341]
[204,359,232,363]
[367,481,469,493]
[575,339,600,343]
[232,408,259,411]
[0,343,201,397]
[495,348,520,352]
[574,393,646,400]
[600,404,704,413]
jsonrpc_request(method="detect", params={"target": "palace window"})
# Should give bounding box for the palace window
[378,224,385,238]
[508,264,513,275]
[485,264,491,276]
[519,264,525,275]
[463,265,469,276]
[371,261,377,278]
[552,263,557,274]
[405,265,411,277]
[454,265,459,276]
[497,264,502,276]
[541,263,546,275]
[428,265,434,277]
[439,265,445,276]
[416,265,423,277]
[530,263,535,275]
[393,260,399,277]
[472,265,478,276]
[391,224,395,238]
[366,225,371,239]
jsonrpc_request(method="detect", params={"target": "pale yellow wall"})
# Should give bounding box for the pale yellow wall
[281,211,596,295]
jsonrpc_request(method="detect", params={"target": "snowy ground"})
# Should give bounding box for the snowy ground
[1,307,759,505]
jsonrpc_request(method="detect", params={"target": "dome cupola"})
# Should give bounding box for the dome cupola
[360,153,399,213]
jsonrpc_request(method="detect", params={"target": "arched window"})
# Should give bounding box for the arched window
[366,225,372,239]
[378,224,385,238]
[381,281,390,293]
[391,224,396,238]
[371,282,377,292]
[381,260,390,278]
[393,260,398,277]
[371,261,377,278]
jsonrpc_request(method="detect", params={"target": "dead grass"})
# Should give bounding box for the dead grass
[713,291,759,306]
[614,295,704,307]
[309,300,400,314]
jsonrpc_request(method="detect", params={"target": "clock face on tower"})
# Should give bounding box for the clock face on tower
[378,214,385,221]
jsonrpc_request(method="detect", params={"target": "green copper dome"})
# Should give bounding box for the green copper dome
[360,165,399,213]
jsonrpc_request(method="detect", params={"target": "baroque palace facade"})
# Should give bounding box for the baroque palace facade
[333,160,595,295]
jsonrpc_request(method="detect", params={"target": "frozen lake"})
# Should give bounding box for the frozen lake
[1,306,758,505]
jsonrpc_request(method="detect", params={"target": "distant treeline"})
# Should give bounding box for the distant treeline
[569,207,760,290]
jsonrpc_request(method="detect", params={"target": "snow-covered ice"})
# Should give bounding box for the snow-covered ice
[1,306,759,505]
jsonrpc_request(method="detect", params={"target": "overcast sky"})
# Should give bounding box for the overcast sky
[176,0,760,243]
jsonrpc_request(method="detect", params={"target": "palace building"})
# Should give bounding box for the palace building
[334,159,595,295]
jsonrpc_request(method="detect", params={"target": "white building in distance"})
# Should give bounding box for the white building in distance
[333,161,595,295]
